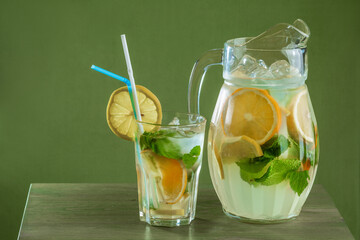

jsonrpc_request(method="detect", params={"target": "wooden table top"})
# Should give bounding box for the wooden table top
[18,183,354,240]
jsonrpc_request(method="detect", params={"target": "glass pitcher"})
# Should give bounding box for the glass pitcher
[188,20,319,223]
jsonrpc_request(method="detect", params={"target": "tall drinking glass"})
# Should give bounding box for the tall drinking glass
[134,112,206,226]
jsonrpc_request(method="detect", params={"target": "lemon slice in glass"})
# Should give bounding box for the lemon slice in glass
[141,150,187,204]
[106,85,162,141]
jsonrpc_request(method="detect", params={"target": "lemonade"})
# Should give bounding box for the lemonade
[208,82,319,222]
[135,113,206,226]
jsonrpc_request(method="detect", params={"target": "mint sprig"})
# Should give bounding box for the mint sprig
[140,130,201,168]
[262,135,290,158]
[140,130,182,159]
[256,159,301,186]
[236,135,290,182]
[235,135,311,195]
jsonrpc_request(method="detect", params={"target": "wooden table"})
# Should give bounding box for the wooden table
[18,184,354,240]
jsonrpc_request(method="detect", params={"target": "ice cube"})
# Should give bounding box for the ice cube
[168,117,180,126]
[289,66,301,77]
[236,55,258,74]
[231,55,258,78]
[269,60,291,78]
[249,59,269,78]
[232,55,271,79]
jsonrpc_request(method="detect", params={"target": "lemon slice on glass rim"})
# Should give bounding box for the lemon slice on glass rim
[106,85,162,141]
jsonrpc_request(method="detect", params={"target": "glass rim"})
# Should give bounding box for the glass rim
[136,111,206,127]
[225,37,307,51]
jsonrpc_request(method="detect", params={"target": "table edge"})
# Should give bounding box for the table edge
[17,184,33,240]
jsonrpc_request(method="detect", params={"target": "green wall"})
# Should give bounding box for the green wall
[1,0,359,239]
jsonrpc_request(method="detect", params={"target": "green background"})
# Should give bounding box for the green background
[0,0,359,239]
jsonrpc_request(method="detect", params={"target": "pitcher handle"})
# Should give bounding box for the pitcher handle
[188,49,223,114]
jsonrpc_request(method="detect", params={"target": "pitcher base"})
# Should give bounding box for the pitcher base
[223,208,298,224]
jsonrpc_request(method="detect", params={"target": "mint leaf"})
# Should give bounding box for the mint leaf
[154,138,182,159]
[182,145,201,168]
[287,171,310,196]
[140,130,182,159]
[140,131,202,168]
[256,159,301,186]
[236,159,272,183]
[263,135,290,158]
[287,137,300,159]
[288,137,316,166]
[190,145,201,155]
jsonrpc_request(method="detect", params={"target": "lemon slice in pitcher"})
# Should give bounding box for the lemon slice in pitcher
[221,88,281,145]
[287,90,314,143]
[220,135,263,164]
[106,85,162,141]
